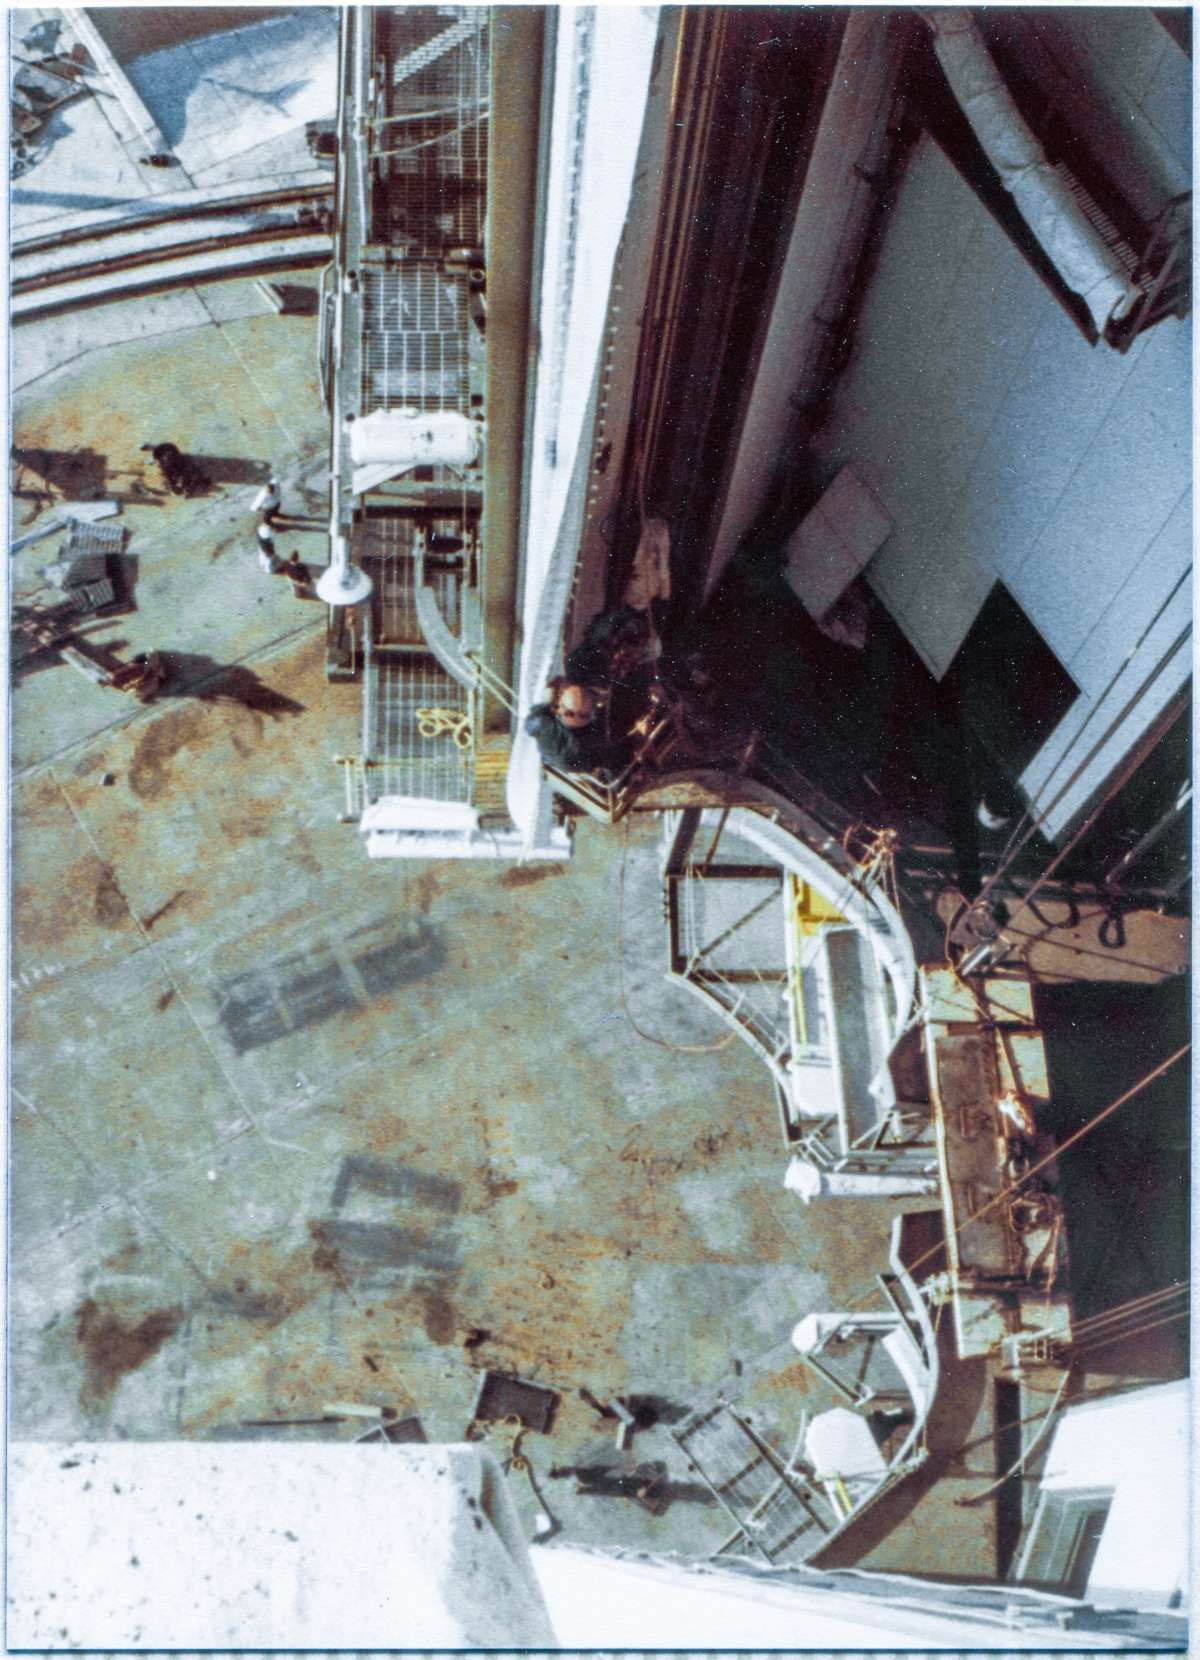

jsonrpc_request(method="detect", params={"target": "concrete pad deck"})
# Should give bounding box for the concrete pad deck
[9,204,995,1579]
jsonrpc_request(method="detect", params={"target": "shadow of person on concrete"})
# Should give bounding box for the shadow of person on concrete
[150,651,305,718]
[187,456,273,486]
[21,454,164,508]
[271,516,328,534]
[548,1460,718,1516]
[624,1394,693,1428]
[13,445,108,499]
[108,552,139,609]
[9,609,128,685]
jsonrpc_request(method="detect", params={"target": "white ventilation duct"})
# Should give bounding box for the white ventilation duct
[923,8,1142,332]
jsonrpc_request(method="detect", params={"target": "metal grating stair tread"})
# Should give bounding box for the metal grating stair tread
[672,1401,832,1563]
[361,268,469,417]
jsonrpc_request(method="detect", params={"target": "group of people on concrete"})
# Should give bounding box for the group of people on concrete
[252,474,314,598]
[139,445,316,599]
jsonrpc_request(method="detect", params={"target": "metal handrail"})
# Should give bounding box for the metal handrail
[540,711,685,825]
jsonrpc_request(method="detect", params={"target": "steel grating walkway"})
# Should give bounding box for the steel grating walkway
[359,516,460,647]
[672,1400,833,1564]
[360,268,470,415]
[377,7,489,254]
[366,654,473,804]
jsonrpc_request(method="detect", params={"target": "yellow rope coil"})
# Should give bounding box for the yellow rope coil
[416,706,473,749]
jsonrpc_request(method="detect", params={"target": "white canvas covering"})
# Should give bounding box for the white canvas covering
[785,1157,939,1203]
[359,798,571,860]
[506,9,661,849]
[805,1407,890,1481]
[346,408,479,469]
[360,797,480,833]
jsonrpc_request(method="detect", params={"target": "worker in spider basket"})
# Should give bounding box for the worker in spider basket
[524,677,632,776]
[524,603,665,775]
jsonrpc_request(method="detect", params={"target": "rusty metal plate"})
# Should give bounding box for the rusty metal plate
[931,1033,1016,1278]
[932,1032,1001,1154]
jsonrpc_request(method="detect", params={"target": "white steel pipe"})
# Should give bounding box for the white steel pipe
[317,528,372,606]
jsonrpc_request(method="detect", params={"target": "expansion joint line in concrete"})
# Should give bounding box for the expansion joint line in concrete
[194,288,304,460]
[46,767,295,1198]
[9,1083,215,1296]
[286,1019,446,1109]
[13,616,327,785]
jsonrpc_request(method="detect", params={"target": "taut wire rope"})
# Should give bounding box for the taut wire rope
[952,1366,1074,1508]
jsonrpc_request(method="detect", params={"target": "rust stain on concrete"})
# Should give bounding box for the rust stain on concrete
[307,1221,354,1296]
[177,1240,332,1368]
[482,1175,520,1204]
[14,852,120,952]
[15,773,69,830]
[434,1227,637,1381]
[498,864,565,889]
[93,866,129,928]
[217,703,267,758]
[753,1358,811,1397]
[101,1239,144,1274]
[418,1289,457,1345]
[128,707,207,801]
[142,889,192,929]
[402,868,449,916]
[75,1297,183,1407]
[218,800,276,846]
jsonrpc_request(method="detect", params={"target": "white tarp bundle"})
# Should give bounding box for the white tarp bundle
[923,9,1142,332]
[359,798,571,861]
[348,408,479,468]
